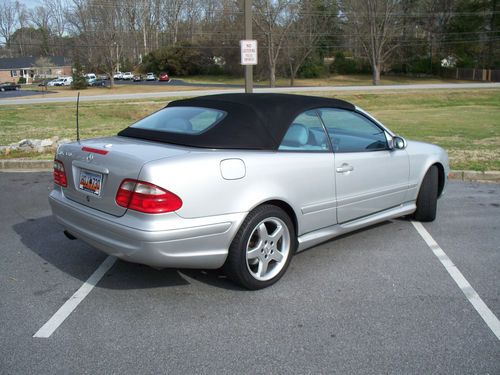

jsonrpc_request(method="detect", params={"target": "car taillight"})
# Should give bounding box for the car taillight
[115,179,182,214]
[53,160,67,187]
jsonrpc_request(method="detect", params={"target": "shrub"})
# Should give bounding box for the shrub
[141,43,218,76]
[298,57,327,78]
[18,77,26,84]
[331,53,355,74]
[71,61,87,90]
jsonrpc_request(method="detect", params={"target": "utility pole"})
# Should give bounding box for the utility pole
[244,0,253,93]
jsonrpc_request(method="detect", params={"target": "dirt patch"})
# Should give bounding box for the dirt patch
[472,137,500,146]
[448,149,500,164]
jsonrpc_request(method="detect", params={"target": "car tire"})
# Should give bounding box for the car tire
[413,165,438,222]
[15,87,19,91]
[225,205,296,290]
[0,88,4,92]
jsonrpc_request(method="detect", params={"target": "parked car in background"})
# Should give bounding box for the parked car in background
[122,72,134,80]
[89,78,107,87]
[47,77,73,86]
[0,82,21,91]
[49,93,449,290]
[84,73,96,81]
[46,78,60,87]
[158,72,170,82]
[133,75,142,82]
[146,73,156,81]
[98,74,109,80]
[113,71,123,80]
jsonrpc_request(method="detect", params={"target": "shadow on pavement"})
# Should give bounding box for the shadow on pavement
[13,215,241,291]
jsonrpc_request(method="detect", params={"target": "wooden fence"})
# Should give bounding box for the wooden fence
[442,68,500,82]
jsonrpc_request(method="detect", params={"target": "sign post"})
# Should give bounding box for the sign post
[242,0,255,93]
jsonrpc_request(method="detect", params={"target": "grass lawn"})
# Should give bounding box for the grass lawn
[0,89,498,171]
[182,74,469,87]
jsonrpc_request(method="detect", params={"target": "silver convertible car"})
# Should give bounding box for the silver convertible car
[49,93,449,289]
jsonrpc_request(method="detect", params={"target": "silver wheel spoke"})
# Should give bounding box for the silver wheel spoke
[258,259,269,277]
[247,245,262,260]
[269,224,283,242]
[257,222,269,240]
[271,250,283,262]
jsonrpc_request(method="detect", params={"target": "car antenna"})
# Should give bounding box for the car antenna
[76,91,80,143]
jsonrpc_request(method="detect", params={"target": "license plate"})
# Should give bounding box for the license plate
[79,170,103,196]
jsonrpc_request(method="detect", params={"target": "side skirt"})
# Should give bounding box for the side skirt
[296,202,416,252]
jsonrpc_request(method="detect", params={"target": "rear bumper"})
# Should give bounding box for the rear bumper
[49,189,246,269]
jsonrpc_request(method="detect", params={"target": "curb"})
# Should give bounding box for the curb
[0,159,499,183]
[1,159,53,171]
[448,170,500,183]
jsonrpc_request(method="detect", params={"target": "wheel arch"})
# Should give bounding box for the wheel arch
[433,162,446,198]
[250,199,299,238]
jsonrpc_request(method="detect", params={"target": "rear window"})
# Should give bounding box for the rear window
[130,106,226,135]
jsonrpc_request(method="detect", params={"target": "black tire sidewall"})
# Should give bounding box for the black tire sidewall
[226,205,296,290]
[413,165,438,222]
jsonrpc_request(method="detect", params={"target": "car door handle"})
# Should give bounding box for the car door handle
[336,164,354,173]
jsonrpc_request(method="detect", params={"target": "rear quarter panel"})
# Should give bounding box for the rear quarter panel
[139,150,337,235]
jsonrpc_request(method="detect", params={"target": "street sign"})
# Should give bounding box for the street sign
[240,40,258,65]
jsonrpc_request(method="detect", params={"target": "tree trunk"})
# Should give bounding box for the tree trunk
[142,26,147,55]
[269,65,276,88]
[288,61,294,86]
[372,63,380,85]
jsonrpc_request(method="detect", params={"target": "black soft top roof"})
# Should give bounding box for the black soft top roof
[118,93,355,150]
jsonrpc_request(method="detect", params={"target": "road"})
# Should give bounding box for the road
[0,82,498,105]
[0,171,499,374]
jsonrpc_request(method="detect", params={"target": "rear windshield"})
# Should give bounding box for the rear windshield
[129,106,226,135]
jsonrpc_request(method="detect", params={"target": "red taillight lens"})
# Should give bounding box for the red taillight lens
[115,179,182,214]
[53,160,67,187]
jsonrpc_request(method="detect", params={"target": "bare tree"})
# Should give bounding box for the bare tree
[254,0,298,87]
[165,0,187,45]
[0,0,19,54]
[14,1,29,56]
[284,0,334,86]
[67,0,95,67]
[340,0,401,85]
[44,0,69,38]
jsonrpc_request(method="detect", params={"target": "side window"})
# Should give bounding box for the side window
[318,108,388,153]
[278,110,329,152]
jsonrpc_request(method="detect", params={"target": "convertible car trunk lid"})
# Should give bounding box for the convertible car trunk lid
[56,136,189,217]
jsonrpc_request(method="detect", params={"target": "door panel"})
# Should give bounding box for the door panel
[318,108,409,223]
[334,150,409,223]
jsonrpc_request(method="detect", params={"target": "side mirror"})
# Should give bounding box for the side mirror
[386,133,407,150]
[393,136,407,150]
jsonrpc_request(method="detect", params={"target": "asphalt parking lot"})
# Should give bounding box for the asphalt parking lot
[0,171,498,374]
[0,89,54,99]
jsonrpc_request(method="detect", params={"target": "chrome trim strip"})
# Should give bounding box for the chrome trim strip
[72,160,110,174]
[301,200,337,215]
[336,183,409,206]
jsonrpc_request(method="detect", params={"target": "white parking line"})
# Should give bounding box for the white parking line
[412,221,500,341]
[33,255,117,338]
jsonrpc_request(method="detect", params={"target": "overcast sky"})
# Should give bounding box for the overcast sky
[20,0,41,8]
